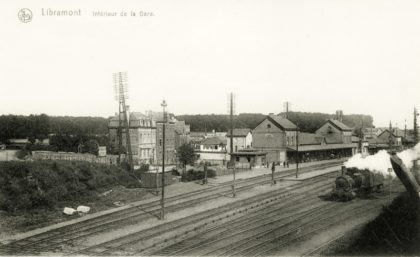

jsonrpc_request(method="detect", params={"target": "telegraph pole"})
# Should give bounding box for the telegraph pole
[118,104,123,164]
[295,125,300,178]
[388,121,394,152]
[414,107,419,182]
[230,93,234,158]
[160,100,167,220]
[414,107,419,145]
[229,92,236,198]
[358,118,364,154]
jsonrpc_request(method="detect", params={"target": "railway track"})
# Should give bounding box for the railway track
[0,161,341,255]
[151,185,335,256]
[158,190,402,256]
[255,201,391,257]
[76,173,338,256]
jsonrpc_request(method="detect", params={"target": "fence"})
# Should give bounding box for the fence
[213,162,252,176]
[31,151,119,165]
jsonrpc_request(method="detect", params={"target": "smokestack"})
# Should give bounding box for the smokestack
[341,165,347,175]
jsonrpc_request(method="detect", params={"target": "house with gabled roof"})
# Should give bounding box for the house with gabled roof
[252,114,298,164]
[315,119,353,144]
[108,111,190,166]
[253,114,363,164]
[196,136,228,165]
[226,128,252,153]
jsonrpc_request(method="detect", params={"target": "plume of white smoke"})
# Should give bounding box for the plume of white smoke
[344,142,420,177]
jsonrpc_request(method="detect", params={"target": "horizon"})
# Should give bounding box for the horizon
[2,0,420,129]
[0,111,412,130]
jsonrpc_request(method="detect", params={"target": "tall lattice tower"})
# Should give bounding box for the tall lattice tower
[113,72,133,172]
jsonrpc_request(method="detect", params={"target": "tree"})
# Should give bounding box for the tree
[176,144,196,172]
[83,139,99,155]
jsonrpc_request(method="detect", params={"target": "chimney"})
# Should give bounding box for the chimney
[335,110,343,122]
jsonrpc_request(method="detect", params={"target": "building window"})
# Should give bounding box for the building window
[159,139,162,146]
[267,124,271,129]
[327,126,333,133]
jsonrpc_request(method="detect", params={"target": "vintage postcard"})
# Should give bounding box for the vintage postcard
[1,1,419,256]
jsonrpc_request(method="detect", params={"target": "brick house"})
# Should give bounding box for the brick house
[155,121,176,166]
[108,112,156,165]
[315,119,353,144]
[252,115,298,164]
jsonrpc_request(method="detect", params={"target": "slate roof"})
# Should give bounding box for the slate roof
[327,119,352,131]
[366,137,391,149]
[323,133,343,144]
[190,132,207,138]
[227,128,251,137]
[298,133,324,145]
[378,129,400,138]
[287,143,354,152]
[267,115,298,131]
[130,112,148,120]
[201,137,227,146]
[393,129,406,137]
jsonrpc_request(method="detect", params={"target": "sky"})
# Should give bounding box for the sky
[1,0,419,128]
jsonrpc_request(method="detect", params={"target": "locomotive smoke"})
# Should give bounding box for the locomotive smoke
[344,142,420,176]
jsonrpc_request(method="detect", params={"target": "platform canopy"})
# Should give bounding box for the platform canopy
[287,143,356,152]
[230,151,268,157]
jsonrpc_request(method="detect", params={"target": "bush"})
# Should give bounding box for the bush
[119,161,131,171]
[138,163,149,172]
[181,168,216,182]
[171,169,180,176]
[16,149,30,160]
[0,161,141,213]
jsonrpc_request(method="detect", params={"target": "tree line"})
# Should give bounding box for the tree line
[0,112,374,152]
[0,115,110,155]
[0,114,109,143]
[176,112,374,133]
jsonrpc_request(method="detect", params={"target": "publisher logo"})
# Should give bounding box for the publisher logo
[18,8,32,23]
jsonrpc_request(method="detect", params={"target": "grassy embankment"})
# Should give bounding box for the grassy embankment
[0,161,143,234]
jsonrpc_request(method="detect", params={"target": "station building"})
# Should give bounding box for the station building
[287,119,360,163]
[252,114,298,164]
[252,115,362,164]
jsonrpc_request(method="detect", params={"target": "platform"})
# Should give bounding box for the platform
[280,166,340,181]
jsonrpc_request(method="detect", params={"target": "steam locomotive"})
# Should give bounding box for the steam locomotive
[330,166,384,201]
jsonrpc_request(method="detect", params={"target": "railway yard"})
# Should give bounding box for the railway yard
[0,160,403,256]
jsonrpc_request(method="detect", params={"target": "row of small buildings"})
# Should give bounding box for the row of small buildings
[363,126,417,153]
[108,110,417,169]
[193,115,365,167]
